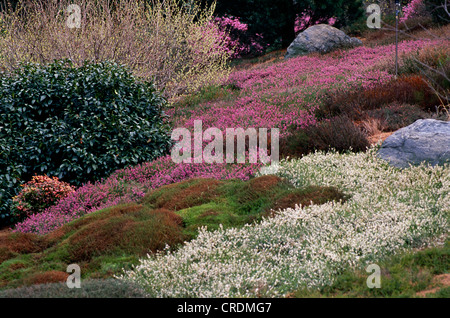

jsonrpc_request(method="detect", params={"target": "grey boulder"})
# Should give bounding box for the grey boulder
[285,24,363,59]
[378,119,450,168]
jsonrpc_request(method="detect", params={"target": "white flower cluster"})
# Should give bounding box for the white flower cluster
[118,147,449,297]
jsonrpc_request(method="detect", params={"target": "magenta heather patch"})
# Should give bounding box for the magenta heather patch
[12,178,146,234]
[14,156,261,235]
[169,39,442,139]
[400,0,427,22]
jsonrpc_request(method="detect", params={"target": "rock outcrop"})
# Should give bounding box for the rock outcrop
[378,119,450,168]
[285,24,363,59]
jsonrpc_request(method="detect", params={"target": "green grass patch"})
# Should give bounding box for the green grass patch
[177,202,247,237]
[173,84,239,109]
[144,175,347,239]
[293,239,449,298]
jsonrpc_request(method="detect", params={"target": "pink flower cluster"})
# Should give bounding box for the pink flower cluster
[400,0,426,22]
[213,16,266,58]
[295,12,336,33]
[215,16,248,32]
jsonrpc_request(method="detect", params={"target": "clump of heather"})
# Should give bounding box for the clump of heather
[11,175,74,222]
[118,148,449,297]
[14,156,262,235]
[400,0,427,22]
[295,12,336,33]
[214,15,266,58]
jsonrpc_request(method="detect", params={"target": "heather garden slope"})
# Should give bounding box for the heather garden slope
[118,148,449,297]
[0,0,449,298]
[0,176,345,288]
[11,36,450,235]
[2,35,448,296]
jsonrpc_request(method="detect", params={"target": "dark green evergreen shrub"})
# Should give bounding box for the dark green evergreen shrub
[0,60,172,226]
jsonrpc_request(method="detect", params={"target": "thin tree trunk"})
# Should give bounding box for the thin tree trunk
[279,0,296,48]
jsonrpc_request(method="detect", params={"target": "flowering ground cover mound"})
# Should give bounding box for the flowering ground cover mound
[293,238,449,298]
[0,176,344,289]
[118,148,449,297]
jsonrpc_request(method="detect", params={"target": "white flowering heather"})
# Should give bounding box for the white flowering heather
[118,147,449,297]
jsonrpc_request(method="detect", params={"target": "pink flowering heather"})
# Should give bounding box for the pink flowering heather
[400,0,427,22]
[13,156,262,235]
[213,15,266,58]
[169,39,443,138]
[295,12,336,33]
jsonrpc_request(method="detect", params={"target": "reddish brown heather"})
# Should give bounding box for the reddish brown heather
[146,178,224,211]
[0,229,46,263]
[65,204,186,262]
[247,175,283,194]
[321,75,437,119]
[270,186,347,215]
[24,271,69,285]
[43,204,145,245]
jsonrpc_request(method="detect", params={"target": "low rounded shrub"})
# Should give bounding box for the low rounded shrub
[11,175,74,222]
[316,75,440,120]
[0,230,46,263]
[60,204,187,263]
[0,60,172,226]
[23,271,69,286]
[280,116,370,158]
[365,103,430,131]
